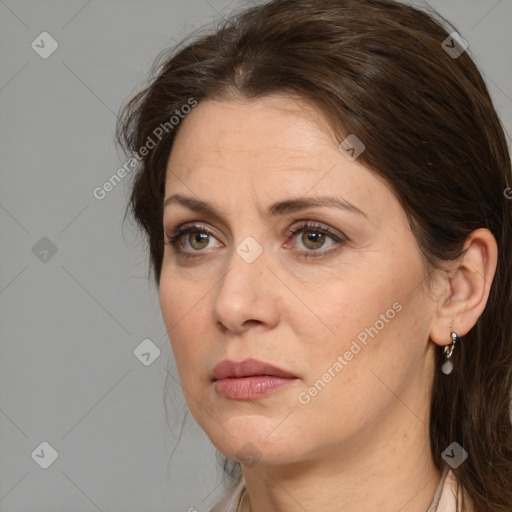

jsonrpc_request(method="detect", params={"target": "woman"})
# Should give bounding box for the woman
[116,0,512,510]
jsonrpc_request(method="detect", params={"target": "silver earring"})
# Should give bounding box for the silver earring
[441,331,460,375]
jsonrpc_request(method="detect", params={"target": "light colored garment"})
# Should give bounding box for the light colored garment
[210,465,472,512]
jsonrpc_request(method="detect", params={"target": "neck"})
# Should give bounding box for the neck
[240,403,441,512]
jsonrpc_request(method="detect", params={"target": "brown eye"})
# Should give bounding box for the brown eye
[285,221,347,260]
[187,230,210,250]
[164,224,221,257]
[300,230,327,250]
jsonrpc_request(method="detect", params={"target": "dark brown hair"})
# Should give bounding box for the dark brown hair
[117,0,512,509]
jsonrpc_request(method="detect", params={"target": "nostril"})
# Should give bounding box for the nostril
[242,320,260,328]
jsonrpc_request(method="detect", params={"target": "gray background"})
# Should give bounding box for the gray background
[0,1,510,511]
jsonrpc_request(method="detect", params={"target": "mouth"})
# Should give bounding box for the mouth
[211,358,298,380]
[211,358,299,400]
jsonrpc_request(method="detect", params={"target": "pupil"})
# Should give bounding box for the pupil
[303,231,324,249]
[191,232,208,249]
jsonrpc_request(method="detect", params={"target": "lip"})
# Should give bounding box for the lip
[211,359,299,400]
[211,358,298,381]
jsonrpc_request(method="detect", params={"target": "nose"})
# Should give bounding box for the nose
[212,242,280,335]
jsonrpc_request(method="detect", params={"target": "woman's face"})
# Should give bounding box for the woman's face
[160,94,440,467]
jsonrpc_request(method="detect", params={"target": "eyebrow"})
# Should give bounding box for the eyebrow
[163,193,367,220]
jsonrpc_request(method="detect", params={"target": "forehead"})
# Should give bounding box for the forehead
[163,95,394,223]
[167,95,338,174]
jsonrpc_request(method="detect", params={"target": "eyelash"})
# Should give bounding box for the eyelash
[163,221,347,261]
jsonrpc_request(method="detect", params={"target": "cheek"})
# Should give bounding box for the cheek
[295,263,425,395]
[159,277,181,340]
[159,276,208,383]
[299,271,400,353]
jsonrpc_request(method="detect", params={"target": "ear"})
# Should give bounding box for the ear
[429,228,498,347]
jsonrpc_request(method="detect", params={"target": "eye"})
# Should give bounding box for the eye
[164,223,221,256]
[163,221,347,260]
[284,221,346,259]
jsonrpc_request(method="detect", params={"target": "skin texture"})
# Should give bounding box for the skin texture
[159,94,497,512]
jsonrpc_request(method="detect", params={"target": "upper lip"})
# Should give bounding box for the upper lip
[211,358,297,381]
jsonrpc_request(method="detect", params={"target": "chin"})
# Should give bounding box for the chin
[205,420,304,468]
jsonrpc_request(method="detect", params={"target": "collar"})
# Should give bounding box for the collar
[209,465,470,512]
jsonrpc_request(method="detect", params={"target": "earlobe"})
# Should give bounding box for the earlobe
[430,228,498,347]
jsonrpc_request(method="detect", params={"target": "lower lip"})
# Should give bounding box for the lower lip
[214,376,298,400]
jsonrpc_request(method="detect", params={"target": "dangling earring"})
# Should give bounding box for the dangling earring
[441,331,460,375]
